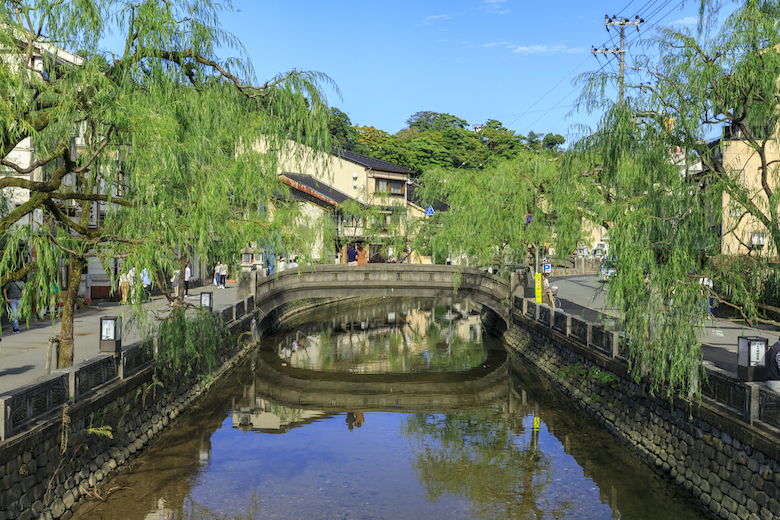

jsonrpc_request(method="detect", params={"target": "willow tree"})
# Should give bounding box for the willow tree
[412,149,563,270]
[0,0,335,367]
[565,0,780,396]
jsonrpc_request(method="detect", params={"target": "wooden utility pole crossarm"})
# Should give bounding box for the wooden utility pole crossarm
[592,15,643,104]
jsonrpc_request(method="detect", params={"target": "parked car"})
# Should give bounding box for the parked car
[599,258,617,282]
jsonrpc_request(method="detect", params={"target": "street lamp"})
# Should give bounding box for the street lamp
[99,316,122,353]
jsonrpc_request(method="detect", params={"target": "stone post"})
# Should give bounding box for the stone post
[510,271,522,303]
[237,248,256,300]
[745,382,760,425]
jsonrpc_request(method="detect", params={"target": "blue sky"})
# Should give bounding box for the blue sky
[217,1,725,145]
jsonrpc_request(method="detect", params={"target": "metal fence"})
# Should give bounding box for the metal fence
[514,294,769,427]
[0,296,255,441]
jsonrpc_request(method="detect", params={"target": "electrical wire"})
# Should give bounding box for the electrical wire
[457,0,697,168]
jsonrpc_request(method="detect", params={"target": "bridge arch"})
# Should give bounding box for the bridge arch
[250,264,516,335]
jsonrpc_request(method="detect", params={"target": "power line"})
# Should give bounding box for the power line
[457,0,690,168]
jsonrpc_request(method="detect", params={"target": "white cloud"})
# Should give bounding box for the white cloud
[422,14,450,24]
[669,16,697,27]
[483,0,510,14]
[509,44,585,54]
[481,41,511,48]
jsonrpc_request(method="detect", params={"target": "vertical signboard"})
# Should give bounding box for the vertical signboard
[535,273,542,303]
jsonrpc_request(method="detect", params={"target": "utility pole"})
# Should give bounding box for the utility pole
[592,15,642,104]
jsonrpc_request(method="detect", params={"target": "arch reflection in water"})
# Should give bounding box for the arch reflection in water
[271,297,485,374]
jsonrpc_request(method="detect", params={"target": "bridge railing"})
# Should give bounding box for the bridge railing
[254,264,513,319]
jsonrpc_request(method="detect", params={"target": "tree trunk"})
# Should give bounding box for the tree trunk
[178,264,186,301]
[58,256,85,368]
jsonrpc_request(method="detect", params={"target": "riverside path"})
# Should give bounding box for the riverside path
[0,283,240,395]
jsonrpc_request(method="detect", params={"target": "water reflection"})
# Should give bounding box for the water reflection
[271,298,484,373]
[72,302,709,520]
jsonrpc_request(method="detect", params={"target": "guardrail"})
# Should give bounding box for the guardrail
[0,295,256,441]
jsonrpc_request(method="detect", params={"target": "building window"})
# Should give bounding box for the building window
[376,178,404,196]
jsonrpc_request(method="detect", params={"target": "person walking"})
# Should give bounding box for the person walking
[3,279,24,333]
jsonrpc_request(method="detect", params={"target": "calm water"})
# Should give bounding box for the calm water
[271,298,485,373]
[72,298,709,520]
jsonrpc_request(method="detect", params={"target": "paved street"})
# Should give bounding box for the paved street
[551,274,780,375]
[0,282,239,396]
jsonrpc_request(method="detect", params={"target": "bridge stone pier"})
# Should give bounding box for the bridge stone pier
[243,264,521,337]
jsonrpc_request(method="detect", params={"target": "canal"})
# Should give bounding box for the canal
[72,297,709,520]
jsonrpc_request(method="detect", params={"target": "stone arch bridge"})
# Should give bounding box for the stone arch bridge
[242,264,522,336]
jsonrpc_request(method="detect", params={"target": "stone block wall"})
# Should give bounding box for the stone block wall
[496,307,780,520]
[0,315,253,520]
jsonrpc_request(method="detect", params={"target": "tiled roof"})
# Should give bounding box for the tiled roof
[334,148,412,174]
[279,173,355,207]
[406,183,448,212]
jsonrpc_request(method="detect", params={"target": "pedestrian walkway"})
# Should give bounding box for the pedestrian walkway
[550,274,779,376]
[0,282,239,396]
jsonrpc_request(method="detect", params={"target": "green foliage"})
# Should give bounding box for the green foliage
[564,0,780,397]
[412,149,562,270]
[0,0,336,362]
[406,111,469,132]
[556,362,618,403]
[85,425,114,439]
[328,108,365,153]
[542,133,565,151]
[355,112,553,176]
[155,308,223,384]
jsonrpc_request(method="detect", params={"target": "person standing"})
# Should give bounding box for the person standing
[141,268,152,301]
[357,244,367,266]
[219,261,228,288]
[347,245,358,266]
[119,271,130,304]
[184,262,191,296]
[3,280,24,333]
[767,341,780,393]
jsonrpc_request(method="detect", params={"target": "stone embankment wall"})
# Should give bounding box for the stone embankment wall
[0,313,253,520]
[487,308,780,520]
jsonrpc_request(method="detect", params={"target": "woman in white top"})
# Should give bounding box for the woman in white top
[219,261,228,288]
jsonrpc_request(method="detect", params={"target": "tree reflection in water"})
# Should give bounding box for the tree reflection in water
[402,409,574,519]
[275,298,488,374]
